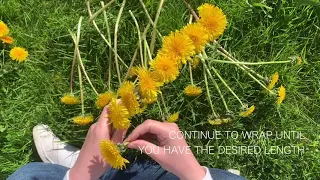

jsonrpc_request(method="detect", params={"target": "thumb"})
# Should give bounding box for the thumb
[128,139,163,162]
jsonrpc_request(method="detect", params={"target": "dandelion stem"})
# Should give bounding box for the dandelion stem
[78,64,85,115]
[69,48,77,94]
[204,58,291,65]
[183,0,199,20]
[89,0,116,22]
[144,38,152,65]
[202,61,230,112]
[129,10,144,68]
[101,1,113,90]
[150,0,165,56]
[188,62,194,85]
[70,17,99,96]
[157,100,164,120]
[114,0,126,84]
[87,0,128,69]
[202,63,218,118]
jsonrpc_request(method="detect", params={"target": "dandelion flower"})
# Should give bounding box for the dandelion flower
[61,94,80,105]
[198,3,227,41]
[128,66,139,78]
[96,92,116,109]
[191,57,201,70]
[208,119,223,125]
[10,47,28,62]
[239,105,255,117]
[149,55,180,83]
[277,85,286,105]
[118,81,140,117]
[167,112,179,123]
[108,98,131,130]
[137,67,162,104]
[184,85,202,97]
[1,36,14,44]
[296,56,302,65]
[181,23,210,53]
[159,31,195,65]
[100,140,129,170]
[267,72,279,90]
[0,21,9,37]
[73,115,93,126]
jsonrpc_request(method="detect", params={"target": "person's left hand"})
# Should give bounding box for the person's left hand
[69,104,127,180]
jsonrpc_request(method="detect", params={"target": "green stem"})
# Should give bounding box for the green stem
[188,62,194,85]
[202,62,230,112]
[204,58,291,65]
[157,100,164,120]
[144,38,152,65]
[78,64,85,115]
[70,48,77,94]
[86,1,128,68]
[114,0,126,84]
[89,0,116,22]
[129,10,144,68]
[150,0,165,56]
[202,63,218,118]
[101,1,113,90]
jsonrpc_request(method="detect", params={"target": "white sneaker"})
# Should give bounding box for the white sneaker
[33,124,80,168]
[227,169,241,176]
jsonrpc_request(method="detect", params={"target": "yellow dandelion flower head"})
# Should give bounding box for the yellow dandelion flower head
[191,57,201,70]
[239,105,255,117]
[128,66,139,78]
[167,112,179,123]
[198,3,227,41]
[137,67,162,104]
[184,85,202,97]
[1,36,14,44]
[10,47,28,62]
[267,72,279,90]
[0,21,9,37]
[118,81,140,117]
[296,56,302,65]
[208,119,223,125]
[100,140,129,170]
[181,23,210,53]
[108,98,131,130]
[72,115,93,126]
[60,94,80,105]
[96,92,116,109]
[160,31,196,65]
[149,55,180,83]
[277,85,286,105]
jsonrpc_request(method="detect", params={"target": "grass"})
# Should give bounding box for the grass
[1,0,320,179]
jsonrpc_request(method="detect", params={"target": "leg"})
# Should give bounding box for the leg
[101,158,179,180]
[7,162,69,180]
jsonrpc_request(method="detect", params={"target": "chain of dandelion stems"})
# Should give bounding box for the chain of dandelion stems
[71,36,99,95]
[214,50,276,95]
[129,10,144,68]
[78,64,85,114]
[150,0,165,55]
[69,48,77,94]
[203,58,291,65]
[123,23,151,81]
[202,62,218,118]
[114,0,127,84]
[86,1,128,69]
[101,1,113,90]
[211,45,266,80]
[89,0,116,22]
[202,59,230,112]
[200,52,244,107]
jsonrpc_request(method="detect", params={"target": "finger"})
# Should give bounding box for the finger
[125,120,166,142]
[97,104,110,126]
[128,139,163,162]
[111,130,127,143]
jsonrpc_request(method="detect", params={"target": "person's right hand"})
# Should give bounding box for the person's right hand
[125,120,206,180]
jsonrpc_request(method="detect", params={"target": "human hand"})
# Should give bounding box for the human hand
[126,120,206,180]
[69,105,127,180]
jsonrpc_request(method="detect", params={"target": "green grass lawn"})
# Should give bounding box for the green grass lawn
[1,0,320,179]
